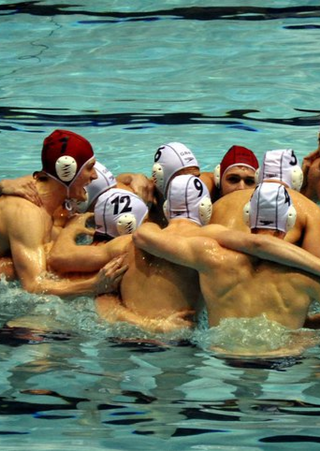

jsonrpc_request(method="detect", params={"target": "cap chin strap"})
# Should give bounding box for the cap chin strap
[64,198,75,216]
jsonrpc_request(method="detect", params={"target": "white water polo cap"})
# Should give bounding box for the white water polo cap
[76,161,117,212]
[152,142,199,196]
[164,174,212,226]
[243,182,297,232]
[256,148,303,191]
[94,188,148,238]
[41,129,95,187]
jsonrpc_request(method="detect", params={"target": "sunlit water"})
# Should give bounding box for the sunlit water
[1,1,320,449]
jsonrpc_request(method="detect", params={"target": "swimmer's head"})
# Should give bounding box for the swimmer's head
[41,129,95,187]
[243,182,297,233]
[164,174,212,226]
[214,145,259,193]
[94,188,148,239]
[76,161,117,213]
[256,149,303,191]
[152,142,199,197]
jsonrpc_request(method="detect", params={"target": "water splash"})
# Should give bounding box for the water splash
[192,314,320,357]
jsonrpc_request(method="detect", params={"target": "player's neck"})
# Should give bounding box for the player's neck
[36,179,68,215]
[252,228,286,239]
[168,218,201,230]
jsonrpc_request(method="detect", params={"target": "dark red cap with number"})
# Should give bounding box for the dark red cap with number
[41,129,94,185]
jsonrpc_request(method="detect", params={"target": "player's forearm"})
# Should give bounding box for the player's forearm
[96,294,152,328]
[99,298,191,333]
[24,256,126,298]
[48,244,105,273]
[257,238,320,276]
[133,223,163,256]
[217,231,320,276]
[49,226,102,273]
[133,226,196,269]
[48,222,79,268]
[21,272,102,299]
[133,227,180,264]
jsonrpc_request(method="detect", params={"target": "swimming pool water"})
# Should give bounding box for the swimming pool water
[1,1,320,450]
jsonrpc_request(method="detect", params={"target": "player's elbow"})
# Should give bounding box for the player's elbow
[20,277,42,294]
[132,229,146,250]
[47,252,67,273]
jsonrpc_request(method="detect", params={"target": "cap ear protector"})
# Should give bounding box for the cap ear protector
[285,149,303,191]
[55,156,78,182]
[214,164,221,188]
[116,213,138,235]
[243,197,297,232]
[198,195,213,225]
[290,166,304,191]
[286,204,297,230]
[152,162,165,192]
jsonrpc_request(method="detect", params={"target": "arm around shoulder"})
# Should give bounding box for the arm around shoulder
[213,227,320,277]
[133,222,206,269]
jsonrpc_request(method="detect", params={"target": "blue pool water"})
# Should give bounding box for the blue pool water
[1,1,320,449]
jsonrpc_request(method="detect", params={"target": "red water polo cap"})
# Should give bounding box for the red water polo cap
[220,145,259,180]
[41,129,94,186]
